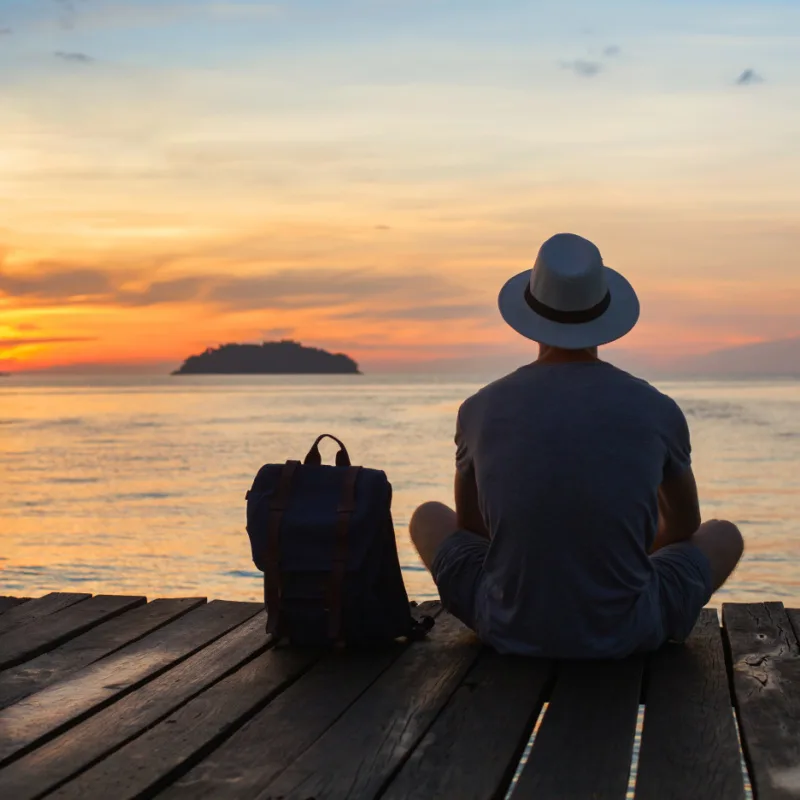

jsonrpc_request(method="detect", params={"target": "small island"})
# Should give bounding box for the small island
[171,340,361,375]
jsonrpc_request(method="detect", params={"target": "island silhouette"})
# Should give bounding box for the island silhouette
[171,340,360,375]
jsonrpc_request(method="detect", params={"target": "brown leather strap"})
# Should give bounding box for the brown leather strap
[264,460,299,636]
[327,466,360,641]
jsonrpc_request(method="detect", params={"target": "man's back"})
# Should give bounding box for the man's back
[456,360,691,658]
[410,233,741,659]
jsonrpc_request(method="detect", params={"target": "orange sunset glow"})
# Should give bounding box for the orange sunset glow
[1,1,799,374]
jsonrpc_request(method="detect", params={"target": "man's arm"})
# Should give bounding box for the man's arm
[651,466,702,553]
[454,467,490,539]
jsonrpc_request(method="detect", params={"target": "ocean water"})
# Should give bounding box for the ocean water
[0,373,798,607]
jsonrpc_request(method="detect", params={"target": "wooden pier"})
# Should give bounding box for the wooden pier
[0,592,798,799]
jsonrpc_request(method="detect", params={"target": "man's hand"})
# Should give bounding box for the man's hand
[454,467,490,539]
[651,466,701,553]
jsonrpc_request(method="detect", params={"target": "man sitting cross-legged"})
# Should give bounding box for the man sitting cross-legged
[410,233,743,658]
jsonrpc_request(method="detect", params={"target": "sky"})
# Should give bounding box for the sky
[1,0,799,373]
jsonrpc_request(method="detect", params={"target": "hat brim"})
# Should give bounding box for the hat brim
[498,266,640,349]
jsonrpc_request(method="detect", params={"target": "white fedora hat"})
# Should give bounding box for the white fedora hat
[498,233,640,349]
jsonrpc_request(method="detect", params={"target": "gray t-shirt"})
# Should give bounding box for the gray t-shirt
[456,360,691,658]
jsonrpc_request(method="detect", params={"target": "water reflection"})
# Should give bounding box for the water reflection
[1,375,798,607]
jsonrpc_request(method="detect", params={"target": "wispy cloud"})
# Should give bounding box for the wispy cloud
[0,266,112,299]
[192,268,459,312]
[54,0,77,30]
[0,262,475,316]
[261,327,295,339]
[561,59,603,78]
[736,69,764,86]
[0,336,96,348]
[0,27,12,36]
[560,44,617,79]
[333,303,490,322]
[206,2,282,19]
[41,1,282,32]
[54,51,94,63]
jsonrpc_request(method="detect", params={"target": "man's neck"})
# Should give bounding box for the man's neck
[535,344,600,365]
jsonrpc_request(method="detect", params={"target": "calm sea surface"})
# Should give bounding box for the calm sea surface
[1,373,798,606]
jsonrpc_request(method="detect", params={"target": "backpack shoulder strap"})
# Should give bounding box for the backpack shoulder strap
[327,466,361,641]
[264,459,300,637]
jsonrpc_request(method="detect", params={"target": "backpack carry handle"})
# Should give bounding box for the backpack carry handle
[304,434,351,467]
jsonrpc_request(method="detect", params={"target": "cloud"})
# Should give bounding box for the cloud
[375,225,392,230]
[736,69,764,86]
[0,337,96,348]
[40,1,282,33]
[206,2,282,19]
[0,266,113,299]
[0,263,475,316]
[54,0,77,30]
[333,303,491,322]
[116,277,204,306]
[200,268,455,311]
[261,327,295,339]
[603,45,620,57]
[561,59,603,78]
[55,51,94,63]
[0,27,12,36]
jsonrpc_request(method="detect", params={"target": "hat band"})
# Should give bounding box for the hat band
[524,285,611,324]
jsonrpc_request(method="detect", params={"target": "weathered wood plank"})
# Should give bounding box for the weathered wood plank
[0,597,204,710]
[50,643,322,799]
[0,593,91,637]
[382,650,553,800]
[0,594,146,670]
[260,613,481,800]
[514,656,644,799]
[162,645,406,799]
[0,608,268,800]
[724,602,800,800]
[635,609,745,800]
[0,597,30,615]
[161,602,443,800]
[0,599,258,770]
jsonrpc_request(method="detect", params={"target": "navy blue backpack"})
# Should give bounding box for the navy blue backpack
[246,434,434,645]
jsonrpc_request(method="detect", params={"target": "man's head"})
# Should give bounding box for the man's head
[497,233,640,351]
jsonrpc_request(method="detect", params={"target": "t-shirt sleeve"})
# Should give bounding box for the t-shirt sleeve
[663,399,692,480]
[454,405,473,475]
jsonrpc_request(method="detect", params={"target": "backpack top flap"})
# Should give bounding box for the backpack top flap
[247,462,391,573]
